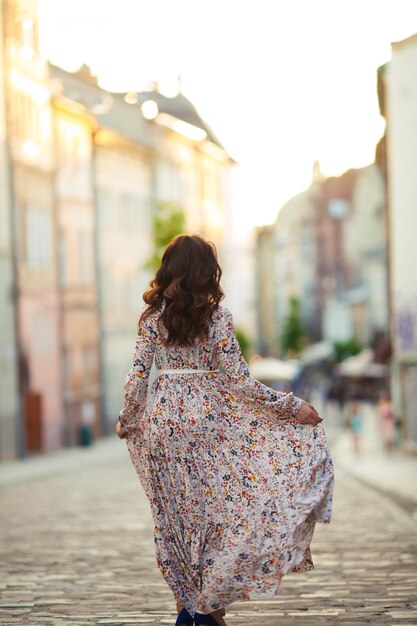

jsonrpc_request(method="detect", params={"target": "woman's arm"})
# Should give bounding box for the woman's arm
[214,308,322,425]
[116,317,156,439]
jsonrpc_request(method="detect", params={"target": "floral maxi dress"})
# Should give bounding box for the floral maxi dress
[118,306,334,615]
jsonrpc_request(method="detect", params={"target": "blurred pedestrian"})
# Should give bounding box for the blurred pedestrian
[346,400,363,458]
[377,390,396,454]
[115,234,334,626]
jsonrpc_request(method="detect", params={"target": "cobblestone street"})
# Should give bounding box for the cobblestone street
[1,431,417,626]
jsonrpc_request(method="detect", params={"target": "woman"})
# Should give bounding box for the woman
[115,234,334,626]
[346,399,363,458]
[377,390,395,454]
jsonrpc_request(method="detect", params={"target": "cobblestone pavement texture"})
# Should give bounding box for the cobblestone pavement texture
[1,430,417,626]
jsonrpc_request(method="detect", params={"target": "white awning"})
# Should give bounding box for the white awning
[301,341,335,365]
[249,357,300,381]
[337,349,388,378]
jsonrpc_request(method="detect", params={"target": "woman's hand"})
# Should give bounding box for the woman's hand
[295,400,323,426]
[115,420,127,439]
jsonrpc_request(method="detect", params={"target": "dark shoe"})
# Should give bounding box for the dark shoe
[209,612,227,626]
[175,607,194,626]
[194,613,221,626]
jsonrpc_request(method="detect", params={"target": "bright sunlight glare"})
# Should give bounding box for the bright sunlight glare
[38,0,417,230]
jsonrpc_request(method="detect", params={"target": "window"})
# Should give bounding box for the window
[82,345,98,385]
[19,14,36,54]
[25,206,53,268]
[97,189,115,227]
[79,230,92,285]
[32,311,54,356]
[59,234,69,285]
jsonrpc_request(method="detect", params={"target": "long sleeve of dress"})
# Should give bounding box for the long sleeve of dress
[117,318,156,438]
[214,307,302,419]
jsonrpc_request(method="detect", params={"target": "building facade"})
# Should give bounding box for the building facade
[0,0,20,459]
[138,88,232,255]
[256,159,389,358]
[386,33,417,448]
[1,0,64,457]
[342,164,388,346]
[53,97,101,445]
[255,224,276,355]
[94,141,153,429]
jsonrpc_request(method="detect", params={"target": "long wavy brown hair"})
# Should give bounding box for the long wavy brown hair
[140,234,224,345]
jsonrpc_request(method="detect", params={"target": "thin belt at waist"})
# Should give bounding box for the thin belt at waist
[157,368,219,375]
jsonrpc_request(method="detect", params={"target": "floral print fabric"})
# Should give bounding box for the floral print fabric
[119,306,334,615]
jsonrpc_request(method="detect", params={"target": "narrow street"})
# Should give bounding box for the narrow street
[1,424,416,626]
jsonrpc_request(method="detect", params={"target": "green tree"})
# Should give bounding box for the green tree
[280,296,307,357]
[333,338,362,362]
[236,326,251,362]
[146,201,186,271]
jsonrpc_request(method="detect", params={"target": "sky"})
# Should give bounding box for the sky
[38,0,417,230]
